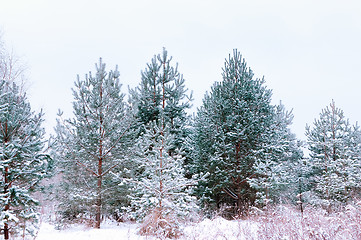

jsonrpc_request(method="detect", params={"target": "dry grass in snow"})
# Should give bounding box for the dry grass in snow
[253,203,361,240]
[21,202,361,240]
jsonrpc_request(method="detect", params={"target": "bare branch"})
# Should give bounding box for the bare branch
[222,187,239,200]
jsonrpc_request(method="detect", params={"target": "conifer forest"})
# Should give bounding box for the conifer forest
[1,38,361,239]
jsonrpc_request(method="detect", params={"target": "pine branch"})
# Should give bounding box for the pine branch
[18,114,43,147]
[100,163,120,178]
[122,177,158,193]
[58,114,99,161]
[74,158,99,177]
[222,187,238,200]
[102,121,133,158]
[166,182,197,192]
[58,132,98,177]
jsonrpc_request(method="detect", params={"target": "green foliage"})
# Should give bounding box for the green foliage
[126,49,197,238]
[191,50,276,214]
[0,80,51,238]
[130,48,192,152]
[190,50,303,215]
[305,100,361,209]
[54,58,133,226]
[127,123,198,221]
[249,102,303,207]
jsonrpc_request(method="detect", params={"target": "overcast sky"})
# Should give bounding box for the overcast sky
[1,0,361,140]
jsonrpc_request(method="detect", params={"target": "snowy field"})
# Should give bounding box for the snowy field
[35,217,256,240]
[37,221,146,240]
[4,204,360,239]
[30,204,361,240]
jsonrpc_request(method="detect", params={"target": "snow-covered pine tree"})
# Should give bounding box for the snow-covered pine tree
[344,123,361,197]
[127,124,197,238]
[127,49,197,238]
[129,48,192,155]
[248,102,303,207]
[305,100,361,210]
[191,50,275,215]
[0,80,51,240]
[54,58,133,228]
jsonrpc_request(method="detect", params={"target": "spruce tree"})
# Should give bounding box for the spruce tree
[54,58,132,228]
[191,50,275,215]
[305,100,361,210]
[0,80,50,240]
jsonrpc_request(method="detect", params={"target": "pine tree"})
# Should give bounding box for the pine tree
[191,50,275,215]
[54,58,133,228]
[305,100,361,210]
[126,50,197,238]
[0,80,51,240]
[127,124,197,238]
[249,102,303,207]
[129,48,192,154]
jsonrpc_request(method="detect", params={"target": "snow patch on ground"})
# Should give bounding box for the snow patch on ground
[36,221,146,240]
[31,205,361,240]
[35,217,256,240]
[183,217,257,240]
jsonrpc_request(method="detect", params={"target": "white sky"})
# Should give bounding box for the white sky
[1,0,361,140]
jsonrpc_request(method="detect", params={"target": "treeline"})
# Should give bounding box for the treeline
[1,46,361,239]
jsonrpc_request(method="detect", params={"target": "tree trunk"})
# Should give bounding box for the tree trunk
[95,173,102,228]
[96,132,103,228]
[95,73,104,229]
[158,61,166,215]
[4,166,9,240]
[4,223,9,240]
[237,197,242,216]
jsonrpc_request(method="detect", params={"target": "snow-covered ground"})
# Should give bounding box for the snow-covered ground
[18,204,361,240]
[36,222,142,240]
[182,217,257,240]
[36,221,146,240]
[35,217,255,240]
